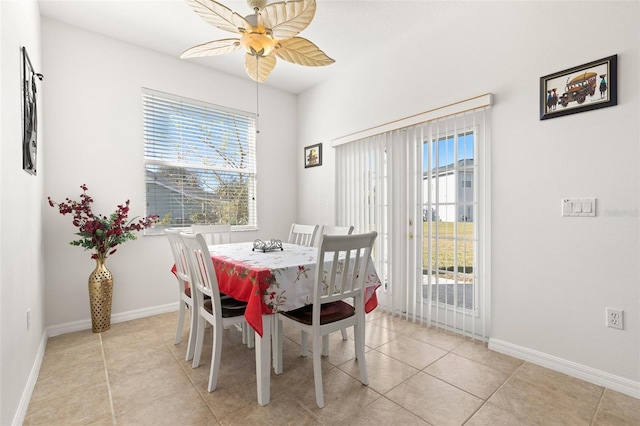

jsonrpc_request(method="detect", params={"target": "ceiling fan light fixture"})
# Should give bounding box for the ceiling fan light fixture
[241,32,276,57]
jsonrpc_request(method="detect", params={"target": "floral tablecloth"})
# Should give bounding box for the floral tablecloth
[208,242,381,337]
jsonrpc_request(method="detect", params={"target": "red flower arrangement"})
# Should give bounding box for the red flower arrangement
[48,184,159,260]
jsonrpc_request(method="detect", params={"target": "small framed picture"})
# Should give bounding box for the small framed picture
[540,55,617,120]
[304,143,322,168]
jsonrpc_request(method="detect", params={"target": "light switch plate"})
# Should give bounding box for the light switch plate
[562,198,596,217]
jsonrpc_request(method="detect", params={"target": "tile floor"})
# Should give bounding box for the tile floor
[24,310,640,425]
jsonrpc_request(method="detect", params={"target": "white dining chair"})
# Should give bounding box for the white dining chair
[181,232,251,392]
[190,224,231,245]
[165,228,198,361]
[275,231,378,408]
[190,224,253,347]
[314,225,354,246]
[287,223,319,247]
[309,224,355,355]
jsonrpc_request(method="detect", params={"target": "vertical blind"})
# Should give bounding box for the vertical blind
[335,95,492,340]
[142,88,257,230]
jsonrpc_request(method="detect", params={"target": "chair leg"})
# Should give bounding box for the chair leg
[192,315,205,369]
[243,323,255,349]
[322,335,329,357]
[321,329,347,357]
[320,329,347,357]
[354,322,368,385]
[208,322,223,392]
[340,328,348,340]
[242,323,248,345]
[186,306,197,361]
[300,331,309,357]
[175,301,186,345]
[273,318,283,374]
[312,333,325,408]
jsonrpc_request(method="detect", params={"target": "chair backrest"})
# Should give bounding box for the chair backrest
[315,225,354,246]
[313,231,378,313]
[166,228,191,295]
[190,224,231,245]
[288,223,319,247]
[180,232,223,319]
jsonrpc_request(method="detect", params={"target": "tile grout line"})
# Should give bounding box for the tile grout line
[98,333,117,425]
[460,359,527,425]
[166,340,220,420]
[589,387,607,426]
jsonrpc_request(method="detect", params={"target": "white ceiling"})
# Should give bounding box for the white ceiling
[38,0,450,94]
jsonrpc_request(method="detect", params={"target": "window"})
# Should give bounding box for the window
[423,130,477,313]
[143,89,257,231]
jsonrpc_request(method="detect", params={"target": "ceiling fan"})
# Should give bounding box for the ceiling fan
[181,0,335,82]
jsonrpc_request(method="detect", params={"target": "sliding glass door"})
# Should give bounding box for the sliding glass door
[335,99,491,339]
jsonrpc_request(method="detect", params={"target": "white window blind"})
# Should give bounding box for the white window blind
[143,89,257,231]
[335,95,491,340]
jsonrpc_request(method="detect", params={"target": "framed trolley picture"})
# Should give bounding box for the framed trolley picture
[304,143,322,168]
[540,54,617,120]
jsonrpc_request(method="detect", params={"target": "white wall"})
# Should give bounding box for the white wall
[0,1,45,424]
[41,19,298,327]
[297,1,639,390]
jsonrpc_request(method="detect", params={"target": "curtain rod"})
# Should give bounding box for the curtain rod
[331,93,493,147]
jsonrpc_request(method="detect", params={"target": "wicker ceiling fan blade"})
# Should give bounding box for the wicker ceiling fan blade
[245,53,277,82]
[181,38,243,58]
[186,0,253,33]
[275,36,334,66]
[260,0,316,40]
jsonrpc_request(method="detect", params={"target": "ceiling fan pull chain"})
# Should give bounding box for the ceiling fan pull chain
[256,57,260,135]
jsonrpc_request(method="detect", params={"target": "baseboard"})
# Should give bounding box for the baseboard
[12,331,48,426]
[489,338,640,399]
[47,302,179,337]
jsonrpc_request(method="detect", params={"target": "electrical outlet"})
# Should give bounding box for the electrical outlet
[606,308,623,330]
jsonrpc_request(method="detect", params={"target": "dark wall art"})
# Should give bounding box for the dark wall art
[540,55,617,120]
[304,143,322,168]
[22,46,43,175]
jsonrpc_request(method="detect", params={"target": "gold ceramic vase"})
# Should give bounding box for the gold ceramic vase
[88,258,113,333]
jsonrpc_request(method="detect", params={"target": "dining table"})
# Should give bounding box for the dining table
[201,240,382,406]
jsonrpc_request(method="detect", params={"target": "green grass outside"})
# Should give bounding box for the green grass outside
[422,222,474,275]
